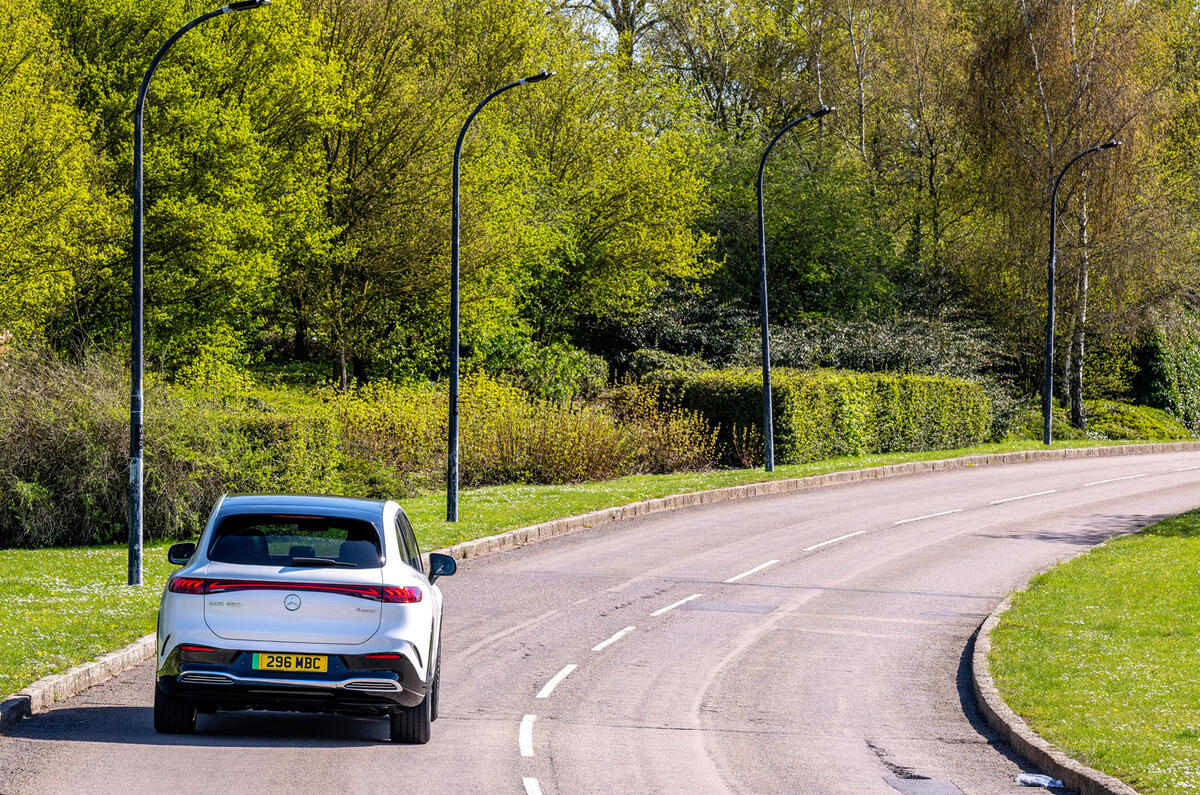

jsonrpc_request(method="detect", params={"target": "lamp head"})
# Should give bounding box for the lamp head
[224,0,269,11]
[1100,138,1122,149]
[813,106,836,119]
[523,70,555,84]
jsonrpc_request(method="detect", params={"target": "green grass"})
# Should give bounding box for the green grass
[0,544,176,697]
[990,510,1200,794]
[0,436,1186,700]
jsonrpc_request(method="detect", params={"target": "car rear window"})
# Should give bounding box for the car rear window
[208,514,383,569]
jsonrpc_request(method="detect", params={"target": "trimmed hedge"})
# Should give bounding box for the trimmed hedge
[651,368,992,465]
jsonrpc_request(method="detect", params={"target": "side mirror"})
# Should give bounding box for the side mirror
[428,552,457,584]
[167,542,196,566]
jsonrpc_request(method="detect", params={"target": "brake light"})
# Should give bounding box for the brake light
[379,586,422,603]
[179,644,217,653]
[168,576,206,594]
[167,577,420,602]
[365,653,402,660]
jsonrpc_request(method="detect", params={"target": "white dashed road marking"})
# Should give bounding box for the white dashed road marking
[989,489,1057,505]
[894,509,961,525]
[523,778,543,795]
[650,593,702,616]
[519,715,537,757]
[1084,473,1145,487]
[536,665,578,699]
[803,531,865,551]
[592,626,636,652]
[725,559,779,583]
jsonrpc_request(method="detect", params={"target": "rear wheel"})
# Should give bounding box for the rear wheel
[153,683,197,734]
[430,653,441,722]
[390,689,432,744]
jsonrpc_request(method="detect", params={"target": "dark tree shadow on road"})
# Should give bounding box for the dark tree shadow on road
[977,513,1171,547]
[6,706,391,747]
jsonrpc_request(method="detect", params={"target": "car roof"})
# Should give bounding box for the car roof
[217,494,392,523]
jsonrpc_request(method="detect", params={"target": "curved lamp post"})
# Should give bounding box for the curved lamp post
[757,105,835,471]
[128,0,269,586]
[1041,138,1121,446]
[447,70,554,522]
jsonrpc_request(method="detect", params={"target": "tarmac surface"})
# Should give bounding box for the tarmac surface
[3,450,1198,794]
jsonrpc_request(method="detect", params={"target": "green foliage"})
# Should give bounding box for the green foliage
[0,0,115,339]
[705,142,899,323]
[1006,400,1192,441]
[0,350,719,547]
[651,367,992,464]
[625,348,710,380]
[470,328,608,405]
[1133,321,1200,433]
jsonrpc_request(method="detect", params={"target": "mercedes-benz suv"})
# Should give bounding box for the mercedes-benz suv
[154,494,455,743]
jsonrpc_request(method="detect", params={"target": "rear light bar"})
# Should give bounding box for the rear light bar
[168,577,421,603]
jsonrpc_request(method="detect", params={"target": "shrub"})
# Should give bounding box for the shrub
[1133,322,1200,433]
[0,350,720,547]
[650,368,992,464]
[1006,400,1193,442]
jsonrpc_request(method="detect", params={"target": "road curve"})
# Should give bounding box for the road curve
[3,451,1199,794]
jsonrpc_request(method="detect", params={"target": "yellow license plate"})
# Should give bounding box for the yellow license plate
[252,653,327,673]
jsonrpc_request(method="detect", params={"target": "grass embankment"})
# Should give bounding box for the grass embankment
[0,437,1177,699]
[990,510,1200,794]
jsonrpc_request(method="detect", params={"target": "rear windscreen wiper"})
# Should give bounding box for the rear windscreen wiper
[289,556,357,568]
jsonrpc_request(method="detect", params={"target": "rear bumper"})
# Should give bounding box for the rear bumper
[158,642,428,712]
[160,669,426,712]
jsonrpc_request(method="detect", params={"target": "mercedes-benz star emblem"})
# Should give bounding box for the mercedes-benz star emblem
[284,594,302,611]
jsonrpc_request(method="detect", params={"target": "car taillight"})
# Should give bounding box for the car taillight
[168,577,420,603]
[365,653,402,660]
[179,644,217,653]
[379,586,422,603]
[168,576,207,594]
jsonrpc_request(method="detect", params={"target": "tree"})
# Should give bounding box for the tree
[0,0,114,343]
[962,0,1182,421]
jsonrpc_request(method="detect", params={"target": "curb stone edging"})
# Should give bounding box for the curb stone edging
[0,634,155,731]
[435,441,1200,563]
[973,602,1141,795]
[3,440,1198,732]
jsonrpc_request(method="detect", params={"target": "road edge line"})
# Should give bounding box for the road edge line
[432,441,1200,565]
[0,634,155,731]
[972,599,1140,795]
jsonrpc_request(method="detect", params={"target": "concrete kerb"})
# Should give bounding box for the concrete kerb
[0,635,156,731]
[2,440,1197,733]
[435,440,1200,565]
[973,599,1140,795]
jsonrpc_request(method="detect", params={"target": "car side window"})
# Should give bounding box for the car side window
[391,516,411,564]
[399,513,423,572]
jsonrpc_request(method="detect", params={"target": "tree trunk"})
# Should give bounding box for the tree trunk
[293,296,308,361]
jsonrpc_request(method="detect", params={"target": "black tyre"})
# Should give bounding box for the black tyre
[390,689,432,744]
[153,683,197,734]
[430,653,440,722]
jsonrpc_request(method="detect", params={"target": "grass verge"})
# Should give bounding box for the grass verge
[0,545,175,698]
[990,510,1200,794]
[402,438,1153,550]
[0,437,1184,700]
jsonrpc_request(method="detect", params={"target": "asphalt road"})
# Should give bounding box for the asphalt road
[3,451,1199,795]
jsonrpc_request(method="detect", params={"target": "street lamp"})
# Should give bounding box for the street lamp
[447,70,554,522]
[128,0,269,586]
[757,105,835,471]
[1041,138,1121,446]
